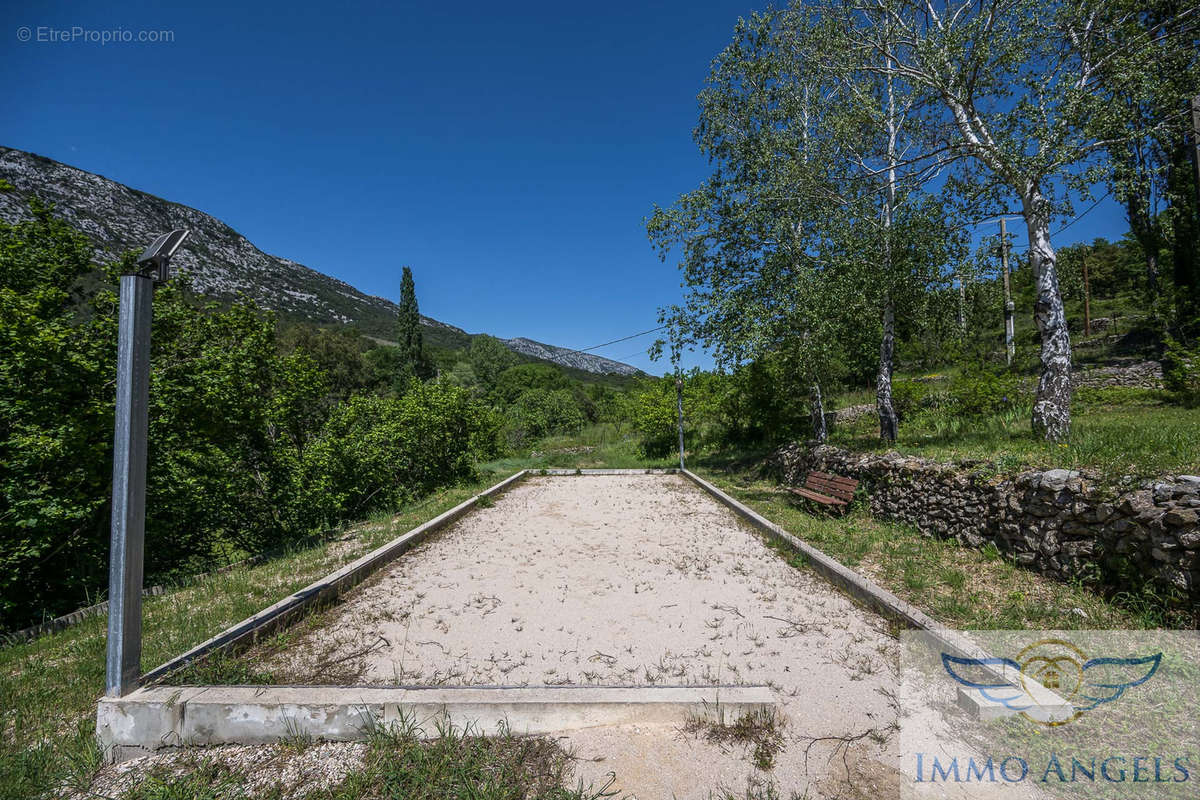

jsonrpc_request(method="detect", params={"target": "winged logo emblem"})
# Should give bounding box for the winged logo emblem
[942,638,1161,726]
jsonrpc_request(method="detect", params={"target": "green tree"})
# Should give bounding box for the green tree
[490,363,572,406]
[0,203,112,626]
[509,389,585,444]
[816,0,1192,438]
[648,8,960,442]
[395,266,433,384]
[467,335,521,393]
[1094,0,1200,311]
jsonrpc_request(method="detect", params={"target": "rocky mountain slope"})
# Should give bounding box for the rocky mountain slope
[502,337,637,374]
[0,146,639,376]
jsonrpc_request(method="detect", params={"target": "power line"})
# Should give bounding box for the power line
[575,325,668,353]
[1052,191,1112,236]
[1004,190,1114,251]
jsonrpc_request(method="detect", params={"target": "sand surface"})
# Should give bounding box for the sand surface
[255,475,1032,799]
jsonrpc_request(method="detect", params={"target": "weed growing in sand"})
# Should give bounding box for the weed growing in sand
[78,713,621,799]
[116,758,247,799]
[278,718,316,756]
[686,709,787,772]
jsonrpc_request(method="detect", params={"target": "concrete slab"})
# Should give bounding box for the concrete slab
[97,684,774,754]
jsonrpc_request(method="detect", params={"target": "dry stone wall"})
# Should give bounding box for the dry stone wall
[769,443,1199,607]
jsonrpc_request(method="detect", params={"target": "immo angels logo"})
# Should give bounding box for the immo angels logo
[942,638,1162,726]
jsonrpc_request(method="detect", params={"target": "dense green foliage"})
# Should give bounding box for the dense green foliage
[1163,336,1200,408]
[650,0,1200,443]
[0,207,507,630]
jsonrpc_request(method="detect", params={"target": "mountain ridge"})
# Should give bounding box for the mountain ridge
[0,146,640,376]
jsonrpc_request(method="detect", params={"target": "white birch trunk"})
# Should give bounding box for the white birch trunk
[1023,190,1072,440]
[876,55,900,443]
[877,298,899,441]
[810,382,827,443]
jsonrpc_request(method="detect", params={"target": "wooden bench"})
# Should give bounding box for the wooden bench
[787,471,858,513]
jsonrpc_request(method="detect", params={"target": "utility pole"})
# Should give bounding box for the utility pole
[999,218,1015,366]
[106,230,188,698]
[675,373,685,471]
[1082,253,1092,338]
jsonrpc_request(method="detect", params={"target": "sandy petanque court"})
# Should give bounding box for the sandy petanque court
[255,474,909,798]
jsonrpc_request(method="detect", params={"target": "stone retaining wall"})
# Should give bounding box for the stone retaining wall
[1071,360,1163,390]
[769,443,1199,606]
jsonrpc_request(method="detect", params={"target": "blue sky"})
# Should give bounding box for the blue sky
[3,1,1130,373]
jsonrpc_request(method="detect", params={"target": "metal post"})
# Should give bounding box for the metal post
[106,273,154,697]
[1000,218,1014,366]
[675,375,685,471]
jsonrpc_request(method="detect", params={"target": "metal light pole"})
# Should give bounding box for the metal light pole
[105,229,189,698]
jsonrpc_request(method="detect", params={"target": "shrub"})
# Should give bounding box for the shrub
[0,202,504,629]
[1162,337,1200,408]
[301,382,490,526]
[947,368,1023,417]
[506,388,585,448]
[632,379,679,457]
[891,380,929,420]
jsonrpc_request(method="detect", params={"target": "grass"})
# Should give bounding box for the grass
[690,465,1191,630]
[480,422,678,473]
[828,387,1200,481]
[0,475,521,800]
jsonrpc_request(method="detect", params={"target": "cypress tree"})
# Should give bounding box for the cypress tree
[395,266,431,383]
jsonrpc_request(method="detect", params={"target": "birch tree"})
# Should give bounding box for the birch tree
[648,8,957,442]
[647,11,852,441]
[806,6,959,441]
[823,0,1195,439]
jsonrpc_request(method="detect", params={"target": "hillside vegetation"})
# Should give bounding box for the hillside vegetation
[0,201,637,632]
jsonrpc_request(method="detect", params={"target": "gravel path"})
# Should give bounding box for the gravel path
[255,475,909,797]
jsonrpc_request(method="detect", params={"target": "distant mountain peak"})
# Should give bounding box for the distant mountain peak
[0,146,639,376]
[502,337,641,376]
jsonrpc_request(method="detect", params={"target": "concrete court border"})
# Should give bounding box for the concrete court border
[98,685,775,756]
[98,467,1065,759]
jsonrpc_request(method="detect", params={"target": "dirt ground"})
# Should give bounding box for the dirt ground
[252,475,907,797]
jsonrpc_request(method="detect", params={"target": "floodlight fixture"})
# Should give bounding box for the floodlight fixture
[133,229,190,282]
